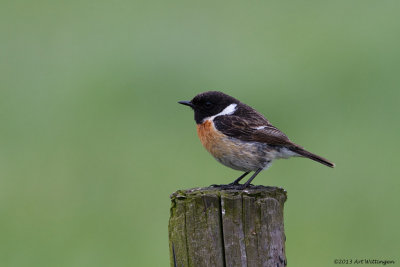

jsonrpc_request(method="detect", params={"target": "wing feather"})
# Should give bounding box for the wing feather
[213,115,295,147]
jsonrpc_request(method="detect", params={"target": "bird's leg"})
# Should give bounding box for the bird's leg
[229,171,250,185]
[241,168,263,189]
[210,171,250,189]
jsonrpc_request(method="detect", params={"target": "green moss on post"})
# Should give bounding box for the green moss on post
[168,186,287,267]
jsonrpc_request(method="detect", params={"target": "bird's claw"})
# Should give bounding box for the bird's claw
[209,183,253,190]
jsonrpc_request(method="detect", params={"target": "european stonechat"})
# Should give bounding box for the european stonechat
[179,91,335,188]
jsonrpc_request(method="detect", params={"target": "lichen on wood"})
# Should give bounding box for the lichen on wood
[168,186,287,267]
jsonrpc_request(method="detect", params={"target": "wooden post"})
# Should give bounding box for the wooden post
[168,186,287,267]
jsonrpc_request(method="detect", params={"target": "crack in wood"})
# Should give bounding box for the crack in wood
[169,186,287,267]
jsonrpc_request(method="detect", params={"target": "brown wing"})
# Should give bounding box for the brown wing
[213,115,335,167]
[213,115,296,147]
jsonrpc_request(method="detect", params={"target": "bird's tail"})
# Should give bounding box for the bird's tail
[291,146,335,168]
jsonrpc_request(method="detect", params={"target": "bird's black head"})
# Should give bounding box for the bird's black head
[179,91,240,124]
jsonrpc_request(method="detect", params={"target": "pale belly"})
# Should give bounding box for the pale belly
[196,120,297,172]
[212,137,274,171]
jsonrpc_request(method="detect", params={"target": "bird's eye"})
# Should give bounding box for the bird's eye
[205,101,212,108]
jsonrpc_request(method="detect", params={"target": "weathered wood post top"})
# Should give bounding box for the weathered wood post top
[168,185,287,267]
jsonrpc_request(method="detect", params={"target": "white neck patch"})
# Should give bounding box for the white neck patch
[205,103,237,122]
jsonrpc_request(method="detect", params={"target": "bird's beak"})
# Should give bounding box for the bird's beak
[178,100,194,108]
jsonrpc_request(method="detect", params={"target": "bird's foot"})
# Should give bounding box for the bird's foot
[236,183,254,190]
[209,183,253,190]
[210,184,235,190]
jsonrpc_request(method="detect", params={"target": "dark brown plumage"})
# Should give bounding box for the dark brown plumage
[179,91,335,187]
[213,115,334,168]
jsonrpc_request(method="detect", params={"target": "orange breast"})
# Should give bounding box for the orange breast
[196,120,225,158]
[196,119,266,171]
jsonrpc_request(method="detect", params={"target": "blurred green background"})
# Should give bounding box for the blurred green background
[1,0,399,266]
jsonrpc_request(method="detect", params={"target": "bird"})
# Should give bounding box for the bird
[178,91,335,188]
